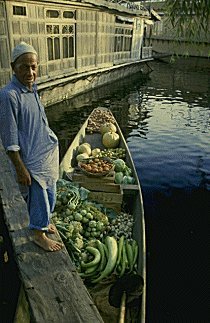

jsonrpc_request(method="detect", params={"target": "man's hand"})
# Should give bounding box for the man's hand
[7,151,31,186]
[16,165,31,186]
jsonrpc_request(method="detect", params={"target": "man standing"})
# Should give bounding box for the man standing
[0,42,63,251]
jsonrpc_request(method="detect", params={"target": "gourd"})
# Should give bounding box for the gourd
[102,131,120,149]
[78,143,91,156]
[81,246,101,268]
[100,122,117,135]
[92,236,118,283]
[76,153,89,162]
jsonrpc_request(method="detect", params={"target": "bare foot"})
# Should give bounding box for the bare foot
[47,224,57,234]
[33,231,63,252]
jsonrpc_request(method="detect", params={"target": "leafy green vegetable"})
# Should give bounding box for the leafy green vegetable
[115,172,124,184]
[122,176,135,184]
[113,159,126,172]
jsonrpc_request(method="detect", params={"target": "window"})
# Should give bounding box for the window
[45,8,76,62]
[46,10,59,18]
[13,6,26,16]
[62,25,74,58]
[63,11,75,19]
[114,26,133,52]
[46,24,75,61]
[46,25,60,60]
[114,17,133,53]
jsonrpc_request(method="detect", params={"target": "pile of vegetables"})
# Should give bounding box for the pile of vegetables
[55,179,86,210]
[94,147,126,160]
[99,121,120,149]
[52,179,139,283]
[107,211,134,241]
[86,108,116,133]
[53,199,110,268]
[77,144,126,161]
[75,142,135,184]
[54,200,109,240]
[113,159,135,185]
[54,110,140,284]
[79,157,114,175]
[79,236,138,282]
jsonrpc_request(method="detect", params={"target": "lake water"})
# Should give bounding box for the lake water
[46,57,210,322]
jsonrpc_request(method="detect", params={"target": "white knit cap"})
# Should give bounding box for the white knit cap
[11,41,37,63]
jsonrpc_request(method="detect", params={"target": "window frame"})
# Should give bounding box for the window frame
[12,5,27,17]
[114,23,133,53]
[45,8,76,62]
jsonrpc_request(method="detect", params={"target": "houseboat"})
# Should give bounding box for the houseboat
[0,0,154,106]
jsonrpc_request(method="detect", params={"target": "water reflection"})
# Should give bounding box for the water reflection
[46,71,150,157]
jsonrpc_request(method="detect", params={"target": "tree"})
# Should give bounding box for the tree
[164,0,210,37]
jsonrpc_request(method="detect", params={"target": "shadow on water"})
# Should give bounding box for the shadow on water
[144,186,210,322]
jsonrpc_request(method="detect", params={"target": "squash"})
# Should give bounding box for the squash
[78,143,91,156]
[100,122,117,135]
[76,153,89,162]
[102,131,120,148]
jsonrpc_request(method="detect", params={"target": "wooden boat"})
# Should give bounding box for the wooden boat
[59,107,146,323]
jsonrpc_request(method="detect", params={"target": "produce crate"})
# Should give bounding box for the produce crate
[88,189,123,213]
[72,170,115,184]
[72,170,123,212]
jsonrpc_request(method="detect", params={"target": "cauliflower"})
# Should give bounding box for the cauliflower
[65,223,74,238]
[71,221,83,234]
[74,234,84,250]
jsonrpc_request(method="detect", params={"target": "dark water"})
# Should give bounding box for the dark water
[46,58,210,322]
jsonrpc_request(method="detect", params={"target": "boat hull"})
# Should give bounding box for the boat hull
[59,107,146,322]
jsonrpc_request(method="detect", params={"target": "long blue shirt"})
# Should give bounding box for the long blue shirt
[0,75,59,189]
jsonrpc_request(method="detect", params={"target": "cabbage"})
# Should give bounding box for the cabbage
[115,172,124,184]
[122,176,135,184]
[124,165,132,176]
[113,159,126,172]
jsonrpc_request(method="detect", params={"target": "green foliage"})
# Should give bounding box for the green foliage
[164,0,210,38]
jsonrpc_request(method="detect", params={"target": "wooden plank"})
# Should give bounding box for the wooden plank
[72,171,115,183]
[14,284,30,323]
[77,182,121,193]
[89,190,123,202]
[0,141,103,323]
[88,191,123,204]
[121,184,139,193]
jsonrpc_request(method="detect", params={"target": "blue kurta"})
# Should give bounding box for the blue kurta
[0,75,59,189]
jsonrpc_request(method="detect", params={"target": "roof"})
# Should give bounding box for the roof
[81,0,150,17]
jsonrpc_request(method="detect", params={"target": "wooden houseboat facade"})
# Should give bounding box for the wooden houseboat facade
[0,0,154,106]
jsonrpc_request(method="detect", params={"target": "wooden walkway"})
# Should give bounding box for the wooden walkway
[0,140,103,323]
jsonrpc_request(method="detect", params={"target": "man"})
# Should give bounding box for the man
[0,42,63,251]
